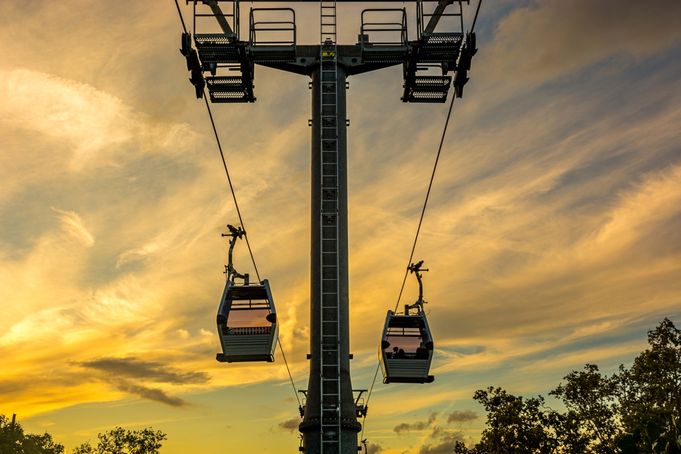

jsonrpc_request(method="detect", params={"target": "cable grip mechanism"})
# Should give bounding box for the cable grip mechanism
[222,224,249,285]
[405,260,429,315]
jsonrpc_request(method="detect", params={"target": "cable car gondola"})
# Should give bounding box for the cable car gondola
[380,261,434,384]
[216,225,278,363]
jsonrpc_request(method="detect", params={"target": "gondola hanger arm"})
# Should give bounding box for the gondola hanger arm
[222,224,249,284]
[406,260,429,313]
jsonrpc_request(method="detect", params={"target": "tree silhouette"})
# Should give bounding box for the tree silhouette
[72,427,166,454]
[0,415,64,454]
[456,318,681,454]
[550,364,620,452]
[616,318,681,453]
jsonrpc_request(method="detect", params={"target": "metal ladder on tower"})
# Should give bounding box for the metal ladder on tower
[319,2,341,453]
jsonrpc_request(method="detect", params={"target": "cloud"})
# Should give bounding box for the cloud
[586,164,681,256]
[278,418,300,433]
[419,438,462,454]
[51,208,95,247]
[364,441,384,454]
[114,380,188,407]
[419,428,465,454]
[0,379,27,395]
[78,357,209,385]
[446,410,477,424]
[114,243,164,268]
[1,1,680,451]
[0,68,197,171]
[76,357,206,407]
[485,0,681,84]
[394,413,438,434]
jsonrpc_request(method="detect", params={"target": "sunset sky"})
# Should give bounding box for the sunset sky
[1,1,681,453]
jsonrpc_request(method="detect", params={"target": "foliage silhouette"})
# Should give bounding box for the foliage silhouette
[455,318,681,454]
[72,427,166,454]
[0,415,64,454]
[0,418,165,454]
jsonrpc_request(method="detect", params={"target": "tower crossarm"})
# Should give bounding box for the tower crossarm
[185,1,475,99]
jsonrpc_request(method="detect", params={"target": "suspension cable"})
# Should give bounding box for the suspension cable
[470,0,483,33]
[174,0,260,280]
[360,83,456,446]
[172,0,301,410]
[173,0,188,34]
[360,92,455,441]
[390,0,481,316]
[361,1,482,444]
[202,95,261,282]
[278,338,303,408]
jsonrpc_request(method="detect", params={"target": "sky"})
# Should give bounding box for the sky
[1,0,681,453]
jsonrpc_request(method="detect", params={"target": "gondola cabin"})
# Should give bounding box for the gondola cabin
[380,309,434,383]
[216,279,278,363]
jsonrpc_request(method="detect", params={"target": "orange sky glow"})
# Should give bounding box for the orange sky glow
[1,1,681,453]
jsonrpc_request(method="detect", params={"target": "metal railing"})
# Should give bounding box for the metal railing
[190,0,240,40]
[416,0,465,39]
[360,8,407,51]
[249,8,296,47]
[227,326,272,335]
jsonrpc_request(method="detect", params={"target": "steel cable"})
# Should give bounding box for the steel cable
[360,1,482,445]
[172,0,301,411]
[201,95,261,282]
[360,90,456,444]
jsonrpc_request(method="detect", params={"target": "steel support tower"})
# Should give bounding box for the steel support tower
[181,2,477,452]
